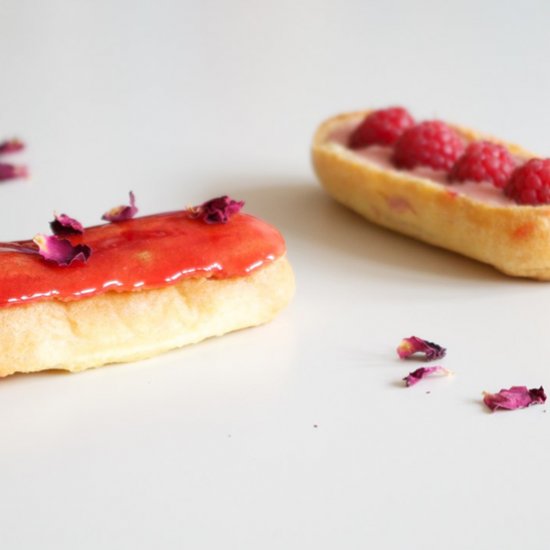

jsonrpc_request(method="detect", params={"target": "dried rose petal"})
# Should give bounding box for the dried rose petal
[397,336,446,361]
[33,234,91,266]
[0,163,28,182]
[188,195,244,224]
[102,191,138,222]
[483,386,546,412]
[403,366,452,387]
[50,213,84,236]
[0,138,25,154]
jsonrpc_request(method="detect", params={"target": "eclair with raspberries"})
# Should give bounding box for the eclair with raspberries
[0,195,294,377]
[312,107,550,279]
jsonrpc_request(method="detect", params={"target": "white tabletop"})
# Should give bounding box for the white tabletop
[1,1,550,548]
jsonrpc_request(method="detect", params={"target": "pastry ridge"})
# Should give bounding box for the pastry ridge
[312,111,550,280]
[0,256,294,377]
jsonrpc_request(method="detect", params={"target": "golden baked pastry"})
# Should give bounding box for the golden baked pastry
[312,110,550,279]
[0,200,294,377]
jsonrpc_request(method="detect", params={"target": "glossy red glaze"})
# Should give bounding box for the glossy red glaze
[0,211,286,307]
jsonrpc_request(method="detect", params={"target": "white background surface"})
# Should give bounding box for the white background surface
[1,1,550,548]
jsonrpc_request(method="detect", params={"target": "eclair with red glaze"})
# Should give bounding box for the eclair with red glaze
[312,108,550,280]
[0,198,294,377]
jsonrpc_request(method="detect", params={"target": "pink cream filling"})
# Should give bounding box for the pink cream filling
[329,120,515,207]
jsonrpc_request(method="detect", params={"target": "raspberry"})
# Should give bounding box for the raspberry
[348,107,415,148]
[392,121,465,171]
[504,158,550,205]
[449,141,516,188]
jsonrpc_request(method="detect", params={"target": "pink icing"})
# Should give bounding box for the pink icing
[328,119,515,207]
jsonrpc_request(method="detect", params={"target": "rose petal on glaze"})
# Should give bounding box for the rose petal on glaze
[397,336,446,361]
[33,234,91,266]
[483,386,546,412]
[50,213,84,236]
[102,191,138,222]
[188,196,245,224]
[403,366,452,387]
